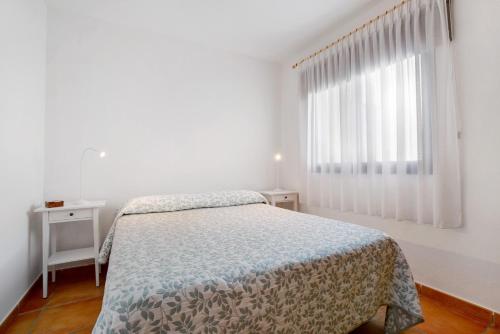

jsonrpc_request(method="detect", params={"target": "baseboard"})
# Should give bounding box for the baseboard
[1,266,498,331]
[0,260,95,333]
[0,273,41,333]
[415,282,499,328]
[303,206,500,312]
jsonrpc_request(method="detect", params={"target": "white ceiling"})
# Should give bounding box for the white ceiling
[46,0,376,62]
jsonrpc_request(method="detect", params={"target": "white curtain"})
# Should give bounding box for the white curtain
[299,0,461,228]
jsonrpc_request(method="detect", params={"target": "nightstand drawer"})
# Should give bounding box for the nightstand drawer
[49,209,92,222]
[260,191,299,211]
[274,194,297,202]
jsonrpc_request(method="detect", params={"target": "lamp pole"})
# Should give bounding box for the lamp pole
[274,153,282,191]
[78,147,106,204]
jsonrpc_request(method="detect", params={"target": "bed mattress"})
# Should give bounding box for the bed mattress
[93,191,422,334]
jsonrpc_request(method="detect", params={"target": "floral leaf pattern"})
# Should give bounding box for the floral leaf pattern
[94,191,423,334]
[99,191,267,264]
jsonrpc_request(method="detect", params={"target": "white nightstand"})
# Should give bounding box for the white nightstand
[260,190,299,211]
[34,201,105,298]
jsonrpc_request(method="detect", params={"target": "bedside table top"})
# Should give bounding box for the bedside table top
[260,190,298,196]
[34,200,106,212]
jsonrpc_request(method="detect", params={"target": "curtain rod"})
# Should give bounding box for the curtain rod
[292,0,452,69]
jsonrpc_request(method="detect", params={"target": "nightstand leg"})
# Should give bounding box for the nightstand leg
[42,214,49,298]
[93,208,100,287]
[51,224,56,282]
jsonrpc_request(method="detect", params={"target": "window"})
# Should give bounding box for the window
[307,54,432,175]
[299,0,461,227]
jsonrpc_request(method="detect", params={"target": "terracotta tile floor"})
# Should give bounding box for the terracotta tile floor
[2,265,498,334]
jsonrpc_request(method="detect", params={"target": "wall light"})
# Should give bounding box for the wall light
[274,152,282,190]
[78,147,107,204]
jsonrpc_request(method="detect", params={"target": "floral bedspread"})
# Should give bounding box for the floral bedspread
[94,191,422,334]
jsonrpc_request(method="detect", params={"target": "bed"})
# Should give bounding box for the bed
[94,190,423,334]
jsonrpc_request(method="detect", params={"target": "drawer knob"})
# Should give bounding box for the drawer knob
[69,212,74,216]
[284,196,288,199]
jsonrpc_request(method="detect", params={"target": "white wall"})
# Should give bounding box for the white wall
[280,0,500,311]
[4,0,496,323]
[0,0,46,322]
[45,8,281,250]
